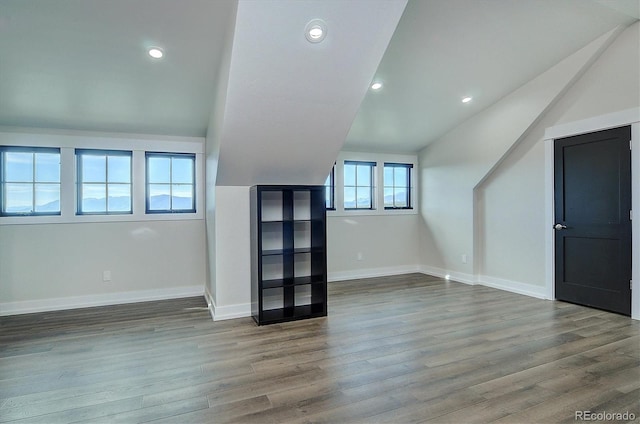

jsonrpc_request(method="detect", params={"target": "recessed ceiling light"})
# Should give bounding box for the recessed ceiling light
[148,47,164,59]
[371,82,383,90]
[305,19,327,43]
[462,96,472,103]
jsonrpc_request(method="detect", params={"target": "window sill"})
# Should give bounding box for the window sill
[327,208,417,218]
[0,211,203,225]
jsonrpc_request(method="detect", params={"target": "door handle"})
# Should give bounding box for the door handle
[554,223,567,231]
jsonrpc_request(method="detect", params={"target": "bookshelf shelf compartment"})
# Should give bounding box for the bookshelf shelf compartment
[251,185,327,325]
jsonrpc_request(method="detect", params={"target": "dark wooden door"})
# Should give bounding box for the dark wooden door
[554,126,632,316]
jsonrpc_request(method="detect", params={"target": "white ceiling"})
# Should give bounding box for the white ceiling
[0,0,638,154]
[215,0,406,186]
[0,0,236,136]
[345,0,639,153]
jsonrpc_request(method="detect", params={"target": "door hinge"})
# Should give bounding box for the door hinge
[631,280,633,290]
[630,140,633,150]
[631,210,633,220]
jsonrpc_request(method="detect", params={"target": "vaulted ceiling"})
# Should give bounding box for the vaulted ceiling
[0,0,638,157]
[346,0,639,153]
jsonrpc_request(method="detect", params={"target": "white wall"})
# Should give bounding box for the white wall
[327,214,420,280]
[209,185,251,320]
[204,1,237,312]
[0,220,206,314]
[418,27,620,285]
[0,130,208,315]
[478,23,640,295]
[327,150,420,280]
[422,23,639,306]
[209,182,421,320]
[208,150,422,320]
[552,22,640,125]
[477,130,547,291]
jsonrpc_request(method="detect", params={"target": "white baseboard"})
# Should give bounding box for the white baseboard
[209,298,251,321]
[418,265,548,300]
[418,265,477,285]
[328,265,422,282]
[478,275,548,299]
[203,289,216,321]
[0,285,204,316]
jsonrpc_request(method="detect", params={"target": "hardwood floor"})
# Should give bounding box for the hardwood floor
[1,273,638,423]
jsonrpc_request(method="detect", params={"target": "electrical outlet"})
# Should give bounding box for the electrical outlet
[357,252,363,261]
[103,270,112,282]
[461,254,467,264]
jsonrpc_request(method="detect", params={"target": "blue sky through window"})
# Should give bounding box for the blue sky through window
[383,163,411,208]
[343,161,374,209]
[146,153,195,212]
[77,150,131,214]
[2,150,61,214]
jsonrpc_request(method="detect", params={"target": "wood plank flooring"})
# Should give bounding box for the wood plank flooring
[1,273,639,423]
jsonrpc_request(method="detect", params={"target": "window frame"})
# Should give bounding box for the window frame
[75,149,133,215]
[324,164,336,210]
[325,152,417,218]
[145,152,196,214]
[0,146,62,217]
[343,160,376,210]
[0,132,204,226]
[383,162,413,210]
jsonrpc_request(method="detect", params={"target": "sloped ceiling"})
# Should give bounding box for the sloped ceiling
[215,0,407,186]
[345,0,639,153]
[0,0,236,136]
[0,0,637,157]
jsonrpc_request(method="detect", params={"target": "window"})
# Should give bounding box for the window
[146,153,196,213]
[324,164,335,210]
[76,149,132,214]
[344,160,375,209]
[384,162,413,209]
[0,147,61,216]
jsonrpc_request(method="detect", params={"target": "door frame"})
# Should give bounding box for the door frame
[544,107,640,320]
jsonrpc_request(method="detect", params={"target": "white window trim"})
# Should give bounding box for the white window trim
[328,151,418,217]
[0,129,204,225]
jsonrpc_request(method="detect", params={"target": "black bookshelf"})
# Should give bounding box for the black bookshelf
[250,185,327,325]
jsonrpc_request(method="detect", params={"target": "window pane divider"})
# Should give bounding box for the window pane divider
[145,152,196,214]
[0,147,61,217]
[75,149,132,215]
